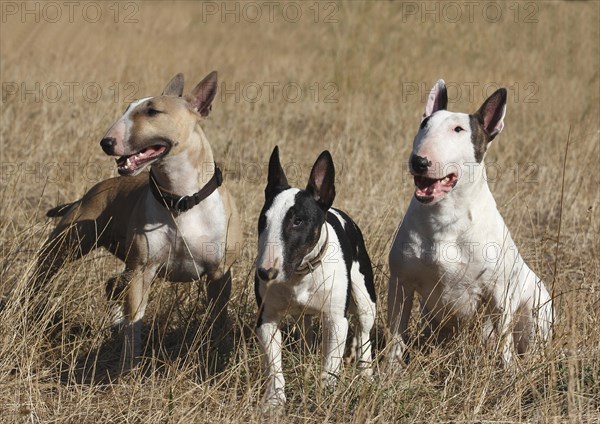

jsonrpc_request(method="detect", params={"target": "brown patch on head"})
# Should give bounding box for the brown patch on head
[469,115,491,163]
[469,88,507,163]
[128,96,195,152]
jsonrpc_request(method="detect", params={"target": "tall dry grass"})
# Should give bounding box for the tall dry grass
[1,1,598,422]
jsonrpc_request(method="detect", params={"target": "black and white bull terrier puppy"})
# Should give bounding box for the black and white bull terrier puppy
[34,72,242,371]
[255,146,376,406]
[387,80,553,368]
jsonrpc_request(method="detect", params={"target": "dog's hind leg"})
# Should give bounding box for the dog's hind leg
[33,218,100,293]
[513,278,553,356]
[349,271,376,375]
[496,299,519,366]
[512,306,532,355]
[532,277,553,348]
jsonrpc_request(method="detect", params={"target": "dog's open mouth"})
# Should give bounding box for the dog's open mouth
[116,144,169,176]
[414,173,458,204]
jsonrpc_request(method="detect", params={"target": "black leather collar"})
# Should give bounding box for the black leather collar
[149,164,223,213]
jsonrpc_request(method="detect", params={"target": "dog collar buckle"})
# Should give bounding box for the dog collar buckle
[173,196,186,211]
[305,259,318,273]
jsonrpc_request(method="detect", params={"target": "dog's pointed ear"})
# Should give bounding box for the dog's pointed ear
[306,151,335,211]
[475,88,507,139]
[162,73,184,97]
[266,146,289,199]
[188,71,218,117]
[422,79,448,122]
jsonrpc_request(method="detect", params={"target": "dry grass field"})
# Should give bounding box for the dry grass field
[1,1,599,422]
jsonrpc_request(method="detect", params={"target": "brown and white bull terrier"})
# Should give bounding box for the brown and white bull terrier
[34,71,242,371]
[387,80,553,368]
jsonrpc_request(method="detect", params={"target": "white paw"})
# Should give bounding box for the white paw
[383,354,408,376]
[263,389,286,409]
[358,363,374,380]
[320,371,339,391]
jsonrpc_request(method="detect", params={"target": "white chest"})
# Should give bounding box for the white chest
[394,201,516,317]
[260,230,350,317]
[136,193,227,281]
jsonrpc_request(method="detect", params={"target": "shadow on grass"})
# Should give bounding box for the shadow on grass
[34,293,247,386]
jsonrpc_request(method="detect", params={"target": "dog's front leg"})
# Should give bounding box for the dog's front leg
[105,271,133,327]
[257,319,286,406]
[387,276,413,369]
[206,268,232,342]
[120,265,157,372]
[321,313,349,389]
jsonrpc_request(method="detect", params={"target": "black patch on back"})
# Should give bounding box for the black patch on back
[469,114,491,163]
[326,211,353,314]
[330,209,376,304]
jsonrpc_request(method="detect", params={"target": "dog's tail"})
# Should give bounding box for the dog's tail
[46,202,77,218]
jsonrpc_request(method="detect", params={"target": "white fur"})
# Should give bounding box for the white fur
[140,185,227,281]
[387,84,553,369]
[103,97,151,156]
[415,111,472,180]
[256,189,299,273]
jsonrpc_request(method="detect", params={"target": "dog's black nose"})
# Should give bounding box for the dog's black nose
[100,137,116,155]
[410,154,430,174]
[257,267,279,281]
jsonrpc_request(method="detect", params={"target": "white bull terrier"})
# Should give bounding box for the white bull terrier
[387,80,553,367]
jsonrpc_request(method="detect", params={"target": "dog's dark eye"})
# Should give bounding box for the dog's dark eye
[454,126,465,133]
[147,108,162,117]
[292,217,303,227]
